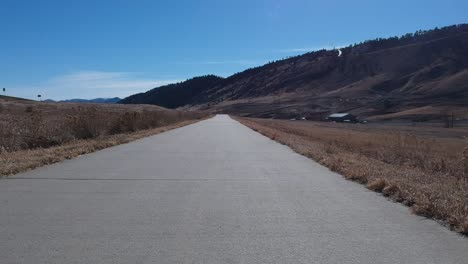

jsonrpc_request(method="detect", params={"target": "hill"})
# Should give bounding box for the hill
[46,97,121,104]
[119,75,223,108]
[120,24,468,121]
[0,95,33,102]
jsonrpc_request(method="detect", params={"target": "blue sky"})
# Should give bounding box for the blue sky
[1,0,467,100]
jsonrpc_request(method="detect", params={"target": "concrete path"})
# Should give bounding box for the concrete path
[1,115,467,264]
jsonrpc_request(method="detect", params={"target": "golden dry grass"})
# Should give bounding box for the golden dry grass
[0,101,207,152]
[464,146,468,177]
[235,117,468,235]
[0,120,199,177]
[0,100,209,176]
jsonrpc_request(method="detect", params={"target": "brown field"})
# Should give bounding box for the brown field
[234,117,468,235]
[0,98,208,176]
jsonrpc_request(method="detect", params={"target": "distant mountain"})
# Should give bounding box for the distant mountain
[48,97,121,104]
[120,24,468,120]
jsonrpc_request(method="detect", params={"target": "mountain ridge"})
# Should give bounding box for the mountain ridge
[120,24,468,120]
[46,97,121,104]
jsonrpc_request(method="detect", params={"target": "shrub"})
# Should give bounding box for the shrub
[65,107,110,139]
[367,178,387,192]
[0,103,208,152]
[110,111,142,134]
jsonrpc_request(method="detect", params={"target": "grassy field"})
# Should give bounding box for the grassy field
[235,117,468,235]
[0,98,208,176]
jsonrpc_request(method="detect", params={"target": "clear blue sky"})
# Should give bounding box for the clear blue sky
[1,0,467,100]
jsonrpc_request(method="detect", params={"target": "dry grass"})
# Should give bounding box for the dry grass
[235,117,468,235]
[464,146,468,177]
[0,101,207,152]
[367,178,387,192]
[0,120,199,177]
[0,100,208,176]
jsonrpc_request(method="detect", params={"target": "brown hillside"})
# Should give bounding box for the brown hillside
[121,24,468,121]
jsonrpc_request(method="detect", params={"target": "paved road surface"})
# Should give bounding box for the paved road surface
[1,115,467,264]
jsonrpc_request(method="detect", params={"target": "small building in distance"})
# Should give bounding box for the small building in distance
[327,113,358,123]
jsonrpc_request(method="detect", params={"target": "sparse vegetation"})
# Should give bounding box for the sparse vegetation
[0,100,208,176]
[0,120,199,176]
[464,145,468,179]
[235,117,468,235]
[120,24,468,123]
